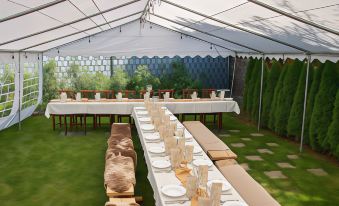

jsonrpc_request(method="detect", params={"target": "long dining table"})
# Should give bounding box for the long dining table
[132,106,248,206]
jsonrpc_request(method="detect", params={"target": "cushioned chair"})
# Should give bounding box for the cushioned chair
[181,89,199,121]
[200,88,220,127]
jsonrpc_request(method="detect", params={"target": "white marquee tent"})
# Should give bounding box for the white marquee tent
[0,0,338,147]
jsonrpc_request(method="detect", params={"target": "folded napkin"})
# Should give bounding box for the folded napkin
[174,167,191,186]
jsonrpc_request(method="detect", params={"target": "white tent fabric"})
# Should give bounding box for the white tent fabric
[0,0,338,61]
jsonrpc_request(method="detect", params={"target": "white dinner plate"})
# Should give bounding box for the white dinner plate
[145,133,160,141]
[149,146,165,154]
[207,179,232,191]
[135,107,146,110]
[170,115,177,121]
[161,185,186,198]
[136,111,148,116]
[141,124,155,131]
[139,117,151,123]
[184,130,193,139]
[152,160,171,169]
[192,159,213,167]
[161,106,167,110]
[222,201,247,206]
[224,98,233,101]
[165,110,172,115]
[193,146,202,154]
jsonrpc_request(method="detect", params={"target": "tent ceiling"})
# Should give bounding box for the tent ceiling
[0,0,338,60]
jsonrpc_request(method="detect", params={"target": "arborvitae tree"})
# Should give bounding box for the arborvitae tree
[262,60,282,128]
[268,60,289,130]
[304,61,323,145]
[327,89,339,158]
[309,61,338,151]
[251,61,268,122]
[243,58,256,111]
[274,59,303,136]
[287,61,313,140]
[246,59,262,115]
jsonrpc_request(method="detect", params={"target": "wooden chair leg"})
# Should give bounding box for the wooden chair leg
[84,114,87,135]
[218,113,223,129]
[64,115,67,135]
[59,116,62,128]
[52,115,56,131]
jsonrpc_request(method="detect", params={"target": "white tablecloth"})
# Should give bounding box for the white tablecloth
[132,107,247,206]
[44,100,240,118]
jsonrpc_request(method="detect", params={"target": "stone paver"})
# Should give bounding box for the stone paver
[266,142,279,147]
[240,163,250,171]
[250,133,264,137]
[241,138,251,141]
[220,134,231,137]
[307,168,328,176]
[287,154,299,160]
[231,143,245,148]
[228,129,240,133]
[257,148,274,154]
[264,171,287,179]
[277,162,295,169]
[245,155,263,161]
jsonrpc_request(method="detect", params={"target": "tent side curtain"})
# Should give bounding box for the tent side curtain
[0,52,42,131]
[0,0,338,61]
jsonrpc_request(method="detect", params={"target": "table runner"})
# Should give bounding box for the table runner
[132,107,247,206]
[45,99,240,118]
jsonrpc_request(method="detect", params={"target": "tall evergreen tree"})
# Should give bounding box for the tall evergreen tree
[274,59,303,136]
[309,61,338,151]
[243,58,255,111]
[251,61,268,122]
[268,60,289,130]
[287,61,313,140]
[304,61,323,145]
[262,60,282,128]
[327,89,339,158]
[246,59,262,115]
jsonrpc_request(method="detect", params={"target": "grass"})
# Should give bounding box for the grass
[0,114,338,206]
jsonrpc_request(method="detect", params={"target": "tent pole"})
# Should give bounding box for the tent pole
[257,54,265,131]
[300,55,311,153]
[227,56,230,89]
[230,53,237,97]
[18,52,21,130]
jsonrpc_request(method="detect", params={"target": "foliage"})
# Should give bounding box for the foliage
[261,60,282,128]
[287,61,313,139]
[327,89,339,158]
[126,65,160,92]
[303,61,323,144]
[42,60,58,104]
[274,59,303,136]
[246,59,261,114]
[110,67,129,91]
[159,61,202,98]
[243,57,255,111]
[309,61,338,151]
[251,60,268,122]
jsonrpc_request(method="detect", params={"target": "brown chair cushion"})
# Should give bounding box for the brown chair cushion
[105,202,139,206]
[111,123,132,138]
[183,121,229,152]
[214,159,238,169]
[218,164,280,206]
[108,137,134,150]
[106,148,137,167]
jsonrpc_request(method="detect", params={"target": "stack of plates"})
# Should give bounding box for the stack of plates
[152,160,171,169]
[144,133,160,142]
[169,115,177,121]
[135,106,146,110]
[161,185,186,198]
[139,117,151,123]
[149,146,165,154]
[136,110,148,116]
[192,159,213,167]
[140,124,155,132]
[193,146,203,154]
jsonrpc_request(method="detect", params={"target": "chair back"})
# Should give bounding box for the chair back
[182,89,198,99]
[139,90,154,99]
[80,90,96,99]
[118,90,136,99]
[158,89,175,99]
[96,90,114,99]
[58,89,74,99]
[201,89,216,98]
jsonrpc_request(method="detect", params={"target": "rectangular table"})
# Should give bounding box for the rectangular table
[132,107,247,206]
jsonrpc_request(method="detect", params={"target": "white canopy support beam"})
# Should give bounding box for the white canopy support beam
[248,0,339,36]
[257,54,265,131]
[161,0,310,53]
[230,54,237,97]
[0,0,141,47]
[152,14,263,53]
[20,11,143,51]
[300,55,311,153]
[0,0,67,23]
[148,21,237,53]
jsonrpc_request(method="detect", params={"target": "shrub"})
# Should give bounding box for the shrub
[243,57,255,111]
[268,60,288,130]
[327,89,339,158]
[287,61,313,140]
[246,59,261,115]
[274,59,303,136]
[304,61,323,144]
[110,67,129,91]
[309,61,338,151]
[42,60,58,104]
[126,65,160,92]
[261,60,282,128]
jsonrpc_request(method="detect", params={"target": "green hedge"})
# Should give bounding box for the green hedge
[243,58,339,158]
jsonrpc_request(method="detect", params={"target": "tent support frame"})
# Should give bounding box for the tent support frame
[300,55,311,153]
[161,0,309,53]
[18,52,21,130]
[257,54,265,131]
[230,53,237,97]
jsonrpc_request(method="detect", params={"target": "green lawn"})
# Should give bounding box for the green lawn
[0,114,338,206]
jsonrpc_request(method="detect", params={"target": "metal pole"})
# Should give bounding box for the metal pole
[300,55,311,153]
[257,55,265,131]
[227,56,230,89]
[230,53,237,97]
[18,52,21,130]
